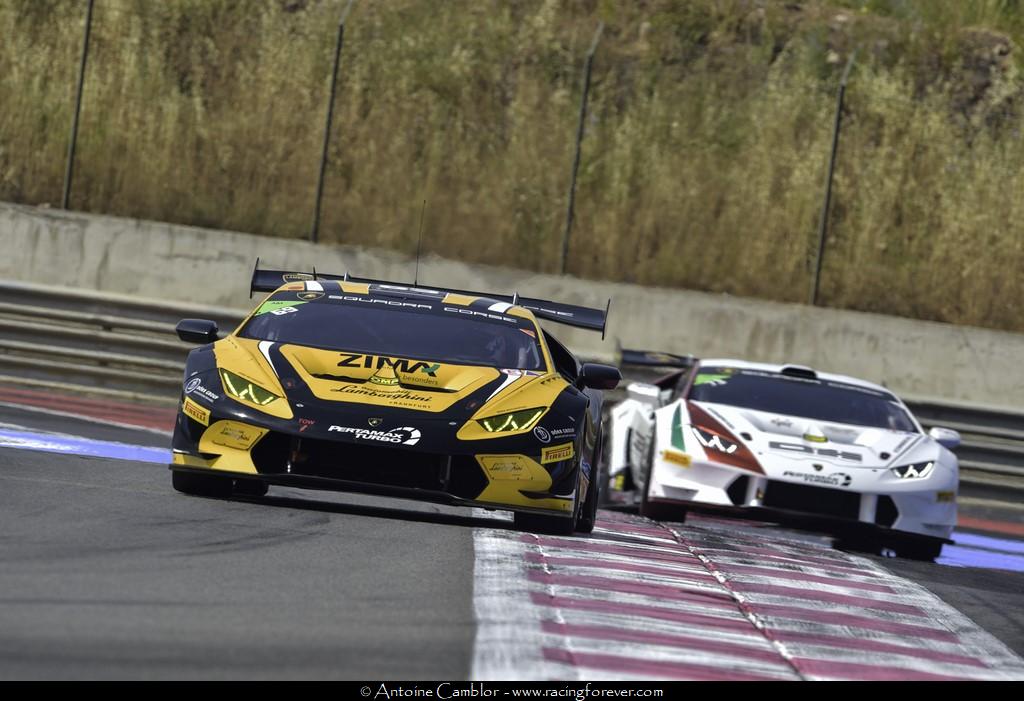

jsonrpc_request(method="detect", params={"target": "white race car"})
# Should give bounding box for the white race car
[606,352,961,560]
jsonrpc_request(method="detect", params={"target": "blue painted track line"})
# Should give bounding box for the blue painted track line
[939,531,1024,573]
[0,428,169,464]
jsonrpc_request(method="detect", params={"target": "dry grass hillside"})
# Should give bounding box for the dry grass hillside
[2,0,1024,330]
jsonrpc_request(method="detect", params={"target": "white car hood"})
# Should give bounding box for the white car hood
[694,401,940,471]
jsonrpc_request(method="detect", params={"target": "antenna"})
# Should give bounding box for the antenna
[414,199,426,286]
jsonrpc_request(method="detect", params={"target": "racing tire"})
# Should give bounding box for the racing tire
[513,511,576,536]
[891,536,944,562]
[575,431,602,533]
[171,470,234,498]
[596,428,615,508]
[638,428,687,523]
[233,479,269,497]
[575,467,600,534]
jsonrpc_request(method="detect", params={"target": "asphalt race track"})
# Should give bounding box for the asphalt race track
[0,447,481,680]
[1,401,1023,680]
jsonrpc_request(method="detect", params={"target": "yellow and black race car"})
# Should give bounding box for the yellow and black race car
[169,264,620,534]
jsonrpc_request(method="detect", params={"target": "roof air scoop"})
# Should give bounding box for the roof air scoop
[803,424,828,443]
[780,365,817,379]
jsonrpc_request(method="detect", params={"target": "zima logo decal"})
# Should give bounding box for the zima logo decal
[337,354,440,377]
[328,425,422,445]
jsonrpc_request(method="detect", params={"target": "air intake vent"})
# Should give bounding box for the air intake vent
[726,475,750,505]
[780,365,818,379]
[875,495,899,527]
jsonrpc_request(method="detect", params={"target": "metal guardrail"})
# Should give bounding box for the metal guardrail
[0,281,243,403]
[0,280,1021,492]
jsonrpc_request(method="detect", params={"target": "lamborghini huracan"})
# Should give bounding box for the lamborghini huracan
[606,351,960,559]
[169,264,620,534]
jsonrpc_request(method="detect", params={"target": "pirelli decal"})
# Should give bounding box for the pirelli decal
[661,449,692,468]
[541,442,574,464]
[182,397,210,426]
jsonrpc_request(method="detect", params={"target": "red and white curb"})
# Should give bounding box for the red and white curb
[0,386,174,436]
[471,512,1024,681]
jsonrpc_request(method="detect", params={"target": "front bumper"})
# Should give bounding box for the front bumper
[649,453,956,541]
[171,413,578,516]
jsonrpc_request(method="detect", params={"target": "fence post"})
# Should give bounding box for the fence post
[809,51,856,306]
[311,0,356,244]
[62,0,95,210]
[559,23,603,276]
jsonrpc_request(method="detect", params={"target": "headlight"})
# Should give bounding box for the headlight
[219,369,279,406]
[891,461,934,479]
[692,426,738,455]
[477,407,545,433]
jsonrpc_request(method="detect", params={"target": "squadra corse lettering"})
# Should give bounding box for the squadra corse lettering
[442,307,516,323]
[328,294,433,310]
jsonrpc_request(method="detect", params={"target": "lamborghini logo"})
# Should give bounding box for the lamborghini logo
[368,417,383,427]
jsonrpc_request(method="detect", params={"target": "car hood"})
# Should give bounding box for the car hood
[214,336,566,421]
[692,401,942,470]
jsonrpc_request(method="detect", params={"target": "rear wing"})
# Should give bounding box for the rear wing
[619,348,696,369]
[249,260,611,337]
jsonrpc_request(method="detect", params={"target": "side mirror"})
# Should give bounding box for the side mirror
[176,318,220,345]
[579,363,621,391]
[929,426,961,450]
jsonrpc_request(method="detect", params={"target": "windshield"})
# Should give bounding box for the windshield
[687,366,918,432]
[239,292,546,370]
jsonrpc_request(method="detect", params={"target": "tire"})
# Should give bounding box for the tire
[171,470,233,498]
[234,479,269,497]
[892,535,944,562]
[575,430,602,533]
[597,428,615,508]
[638,427,686,523]
[833,536,883,557]
[575,466,600,534]
[513,511,576,535]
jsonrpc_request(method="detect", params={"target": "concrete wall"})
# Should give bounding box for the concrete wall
[2,201,1022,408]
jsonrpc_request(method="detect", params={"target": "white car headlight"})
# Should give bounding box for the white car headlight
[891,461,934,479]
[692,426,738,455]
